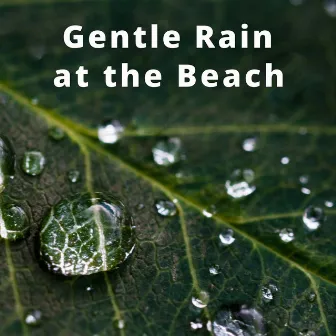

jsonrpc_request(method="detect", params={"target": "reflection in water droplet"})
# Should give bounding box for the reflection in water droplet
[68,170,80,183]
[225,169,256,199]
[306,292,316,303]
[25,310,42,326]
[191,291,209,309]
[209,264,221,275]
[22,151,46,176]
[0,204,29,241]
[325,201,333,208]
[281,157,290,165]
[324,0,336,17]
[242,138,257,152]
[155,200,177,217]
[152,138,182,166]
[0,135,15,193]
[49,127,65,141]
[279,228,295,243]
[219,229,235,246]
[208,305,265,336]
[303,206,324,231]
[39,192,135,276]
[98,120,124,144]
[262,284,277,303]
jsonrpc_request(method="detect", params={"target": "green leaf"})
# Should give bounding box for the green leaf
[0,0,336,335]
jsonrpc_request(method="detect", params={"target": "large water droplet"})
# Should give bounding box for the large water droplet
[324,0,336,17]
[152,138,182,166]
[303,206,324,231]
[25,310,42,326]
[191,291,210,309]
[155,200,177,217]
[0,204,29,241]
[219,229,235,246]
[279,228,295,243]
[208,305,266,336]
[49,127,65,141]
[98,120,124,144]
[22,151,46,176]
[261,284,277,303]
[0,135,15,193]
[242,137,257,152]
[39,192,135,276]
[113,319,125,330]
[225,169,256,199]
[67,170,80,183]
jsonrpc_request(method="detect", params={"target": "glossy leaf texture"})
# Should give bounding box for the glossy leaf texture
[0,0,336,335]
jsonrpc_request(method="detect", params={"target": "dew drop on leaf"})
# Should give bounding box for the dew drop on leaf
[190,320,203,330]
[191,291,209,309]
[67,170,80,183]
[113,319,125,330]
[202,209,213,218]
[48,127,65,141]
[0,204,29,241]
[152,137,182,166]
[299,330,317,336]
[219,229,235,246]
[303,206,324,231]
[325,200,333,208]
[281,156,290,165]
[261,284,277,303]
[279,228,295,243]
[209,264,221,275]
[39,192,135,276]
[301,187,311,195]
[324,0,336,17]
[299,175,309,184]
[98,120,124,144]
[225,169,256,199]
[155,200,177,217]
[0,135,15,193]
[242,137,257,152]
[25,310,42,326]
[306,292,316,303]
[22,151,46,176]
[31,97,39,105]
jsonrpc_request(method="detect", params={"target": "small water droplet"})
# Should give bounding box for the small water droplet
[219,229,235,246]
[190,320,203,330]
[49,127,65,141]
[209,264,221,275]
[67,170,80,183]
[192,291,209,309]
[86,286,93,292]
[31,97,39,105]
[301,187,311,195]
[0,204,29,241]
[155,200,177,217]
[325,200,333,208]
[0,135,15,193]
[324,0,336,17]
[98,120,124,144]
[261,284,277,303]
[281,157,290,165]
[242,137,257,152]
[306,292,316,303]
[279,228,295,243]
[39,192,135,276]
[152,138,182,166]
[299,175,309,184]
[225,169,256,199]
[25,310,42,326]
[22,151,46,176]
[303,206,324,231]
[202,209,213,218]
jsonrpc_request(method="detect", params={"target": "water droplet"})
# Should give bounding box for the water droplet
[136,203,145,211]
[261,284,277,303]
[209,264,221,275]
[301,187,311,195]
[98,120,124,144]
[299,175,309,184]
[242,137,257,152]
[202,209,213,218]
[306,292,316,303]
[67,170,80,183]
[303,206,324,231]
[113,319,125,330]
[0,135,15,193]
[208,305,266,336]
[299,330,316,336]
[225,169,256,199]
[22,151,46,176]
[152,138,182,166]
[324,0,336,17]
[49,127,65,141]
[25,310,42,326]
[325,200,333,208]
[0,204,29,241]
[190,320,203,330]
[86,286,93,292]
[191,291,209,309]
[281,157,290,165]
[31,97,39,105]
[39,192,135,276]
[219,229,235,246]
[279,228,295,243]
[155,200,177,217]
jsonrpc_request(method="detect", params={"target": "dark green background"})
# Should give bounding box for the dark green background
[0,0,335,335]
